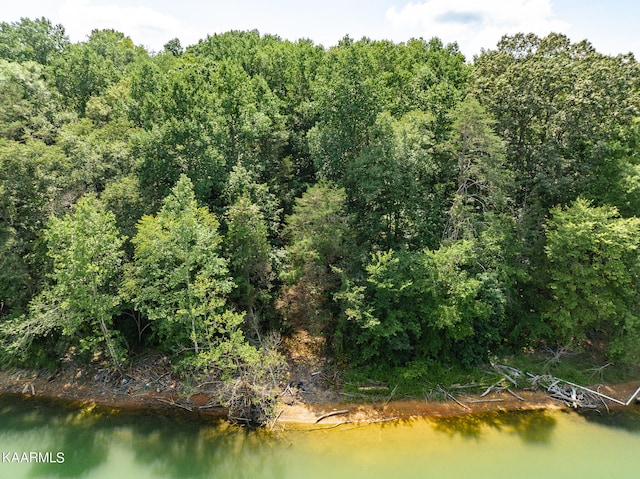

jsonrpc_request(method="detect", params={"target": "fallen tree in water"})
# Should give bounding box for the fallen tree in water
[527,374,625,409]
[497,364,640,409]
[436,363,640,412]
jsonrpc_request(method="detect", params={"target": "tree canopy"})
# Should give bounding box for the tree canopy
[1,23,639,377]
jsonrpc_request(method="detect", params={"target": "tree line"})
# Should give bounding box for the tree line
[1,18,640,380]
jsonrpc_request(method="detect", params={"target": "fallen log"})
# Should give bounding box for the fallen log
[312,417,399,431]
[467,398,504,404]
[315,409,350,423]
[480,385,495,397]
[444,391,470,410]
[625,384,640,406]
[560,380,626,406]
[156,397,193,412]
[507,388,525,401]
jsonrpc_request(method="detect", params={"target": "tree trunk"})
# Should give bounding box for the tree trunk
[98,315,125,378]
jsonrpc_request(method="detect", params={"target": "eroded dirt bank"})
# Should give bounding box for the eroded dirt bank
[2,359,639,425]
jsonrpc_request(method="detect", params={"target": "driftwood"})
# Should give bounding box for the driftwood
[626,384,640,406]
[526,373,626,408]
[312,420,354,430]
[156,397,193,412]
[339,391,369,399]
[369,417,399,424]
[467,398,504,404]
[507,388,525,401]
[383,384,398,405]
[442,390,470,410]
[489,364,640,410]
[221,375,279,427]
[561,380,625,406]
[315,409,350,423]
[358,386,390,391]
[480,385,495,397]
[20,383,35,395]
[311,416,399,431]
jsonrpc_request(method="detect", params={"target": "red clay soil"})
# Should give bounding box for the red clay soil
[278,382,640,424]
[2,360,639,425]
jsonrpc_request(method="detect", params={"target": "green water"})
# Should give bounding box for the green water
[2,394,640,478]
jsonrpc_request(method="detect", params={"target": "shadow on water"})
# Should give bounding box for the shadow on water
[430,409,557,444]
[579,406,640,434]
[0,395,109,478]
[125,415,284,479]
[0,394,286,479]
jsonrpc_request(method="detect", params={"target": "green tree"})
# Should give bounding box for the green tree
[100,174,147,254]
[224,196,273,330]
[346,110,443,250]
[474,33,640,210]
[134,55,287,209]
[399,38,469,139]
[58,117,135,194]
[544,199,640,359]
[50,29,146,115]
[125,175,250,372]
[0,139,70,316]
[443,96,510,240]
[473,33,640,339]
[337,241,507,366]
[0,17,68,65]
[0,59,68,143]
[308,37,382,181]
[33,196,125,372]
[163,38,183,56]
[279,183,351,334]
[224,163,282,238]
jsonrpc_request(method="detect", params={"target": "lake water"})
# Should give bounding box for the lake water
[2,393,640,478]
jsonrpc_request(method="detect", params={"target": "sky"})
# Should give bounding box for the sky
[2,0,639,60]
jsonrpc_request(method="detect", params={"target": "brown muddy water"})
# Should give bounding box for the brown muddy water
[1,393,640,478]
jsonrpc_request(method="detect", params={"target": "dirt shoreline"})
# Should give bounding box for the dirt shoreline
[2,365,638,425]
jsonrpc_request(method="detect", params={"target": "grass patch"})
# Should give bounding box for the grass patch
[498,347,640,385]
[340,347,640,400]
[341,360,493,400]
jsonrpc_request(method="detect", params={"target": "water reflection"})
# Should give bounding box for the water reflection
[5,394,640,479]
[579,406,640,433]
[128,420,283,479]
[431,409,557,444]
[0,394,286,479]
[1,396,108,478]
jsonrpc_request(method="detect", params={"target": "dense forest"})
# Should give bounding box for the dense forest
[1,18,640,392]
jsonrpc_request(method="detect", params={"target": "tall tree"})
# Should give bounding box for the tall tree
[345,110,444,251]
[224,196,273,328]
[0,59,67,144]
[544,199,640,359]
[474,33,640,210]
[308,37,382,181]
[125,175,248,371]
[0,139,70,316]
[443,96,510,240]
[473,33,640,335]
[279,183,351,334]
[0,17,68,65]
[41,195,125,373]
[50,29,146,115]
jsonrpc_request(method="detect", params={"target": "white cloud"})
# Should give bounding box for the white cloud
[58,0,205,52]
[385,0,569,58]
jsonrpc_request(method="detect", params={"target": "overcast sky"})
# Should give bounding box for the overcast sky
[3,0,639,60]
